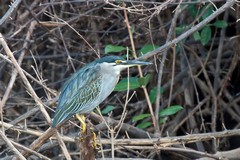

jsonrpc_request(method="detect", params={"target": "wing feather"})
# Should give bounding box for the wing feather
[52,64,102,127]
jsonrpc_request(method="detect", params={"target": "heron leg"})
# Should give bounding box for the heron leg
[93,132,97,148]
[76,113,86,133]
[76,114,98,148]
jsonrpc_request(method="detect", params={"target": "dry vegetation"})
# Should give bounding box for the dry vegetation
[0,0,239,160]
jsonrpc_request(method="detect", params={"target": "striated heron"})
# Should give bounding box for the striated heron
[52,56,151,132]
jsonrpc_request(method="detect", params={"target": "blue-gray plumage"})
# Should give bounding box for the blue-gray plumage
[52,56,151,128]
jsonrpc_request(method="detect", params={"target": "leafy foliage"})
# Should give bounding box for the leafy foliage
[140,44,160,55]
[133,105,183,129]
[102,105,115,114]
[114,74,151,91]
[149,86,164,104]
[200,26,212,45]
[104,45,126,54]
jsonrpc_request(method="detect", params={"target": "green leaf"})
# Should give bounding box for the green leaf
[149,86,164,104]
[200,26,212,45]
[114,77,141,91]
[175,25,187,35]
[175,43,181,54]
[131,25,135,34]
[159,117,168,124]
[187,4,198,18]
[136,122,152,129]
[132,113,151,122]
[140,44,160,55]
[213,20,228,28]
[159,105,183,117]
[138,74,152,86]
[104,45,126,54]
[201,5,214,20]
[102,105,115,114]
[193,31,201,41]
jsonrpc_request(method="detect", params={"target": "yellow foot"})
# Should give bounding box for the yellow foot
[93,132,97,148]
[92,132,101,149]
[76,114,86,134]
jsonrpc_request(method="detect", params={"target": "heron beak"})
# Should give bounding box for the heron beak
[124,59,152,66]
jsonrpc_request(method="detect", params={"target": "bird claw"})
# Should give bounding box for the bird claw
[76,114,86,133]
[92,132,99,149]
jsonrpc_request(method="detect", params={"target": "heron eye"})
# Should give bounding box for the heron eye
[115,60,122,65]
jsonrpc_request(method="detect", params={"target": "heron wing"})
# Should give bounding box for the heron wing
[57,64,101,111]
[52,64,102,127]
[52,73,102,127]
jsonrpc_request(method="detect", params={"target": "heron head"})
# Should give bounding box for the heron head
[97,56,151,74]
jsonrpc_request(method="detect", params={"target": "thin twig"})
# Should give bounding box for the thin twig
[156,3,185,135]
[123,3,156,129]
[56,131,72,160]
[0,33,52,124]
[0,21,37,133]
[138,0,235,60]
[0,0,22,25]
[185,45,218,151]
[0,130,26,160]
[11,140,51,160]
